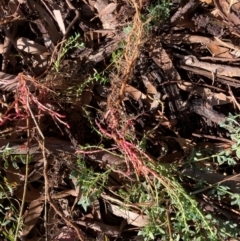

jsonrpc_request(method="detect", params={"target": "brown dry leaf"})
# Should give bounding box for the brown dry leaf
[21,199,44,237]
[125,85,147,101]
[178,81,232,105]
[142,76,160,110]
[16,37,50,56]
[206,43,234,58]
[15,183,43,202]
[108,203,149,227]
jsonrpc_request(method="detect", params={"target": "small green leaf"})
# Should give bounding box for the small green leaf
[236,148,240,159]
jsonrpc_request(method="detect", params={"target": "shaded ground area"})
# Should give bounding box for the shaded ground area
[1,0,240,240]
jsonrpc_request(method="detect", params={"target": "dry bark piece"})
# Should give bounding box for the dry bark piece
[144,37,183,118]
[182,168,240,193]
[2,27,17,71]
[53,5,66,34]
[178,81,233,106]
[179,64,240,88]
[190,99,227,125]
[181,55,240,77]
[27,0,60,44]
[213,0,240,33]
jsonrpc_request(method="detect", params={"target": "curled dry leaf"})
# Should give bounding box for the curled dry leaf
[125,84,147,101]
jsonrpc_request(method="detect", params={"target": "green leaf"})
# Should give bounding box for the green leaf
[236,148,240,159]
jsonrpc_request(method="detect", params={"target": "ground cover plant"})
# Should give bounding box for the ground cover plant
[0,0,240,240]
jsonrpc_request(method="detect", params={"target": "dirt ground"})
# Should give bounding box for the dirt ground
[1,0,240,240]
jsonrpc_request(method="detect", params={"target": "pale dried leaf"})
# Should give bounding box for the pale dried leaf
[199,0,212,4]
[211,8,220,17]
[21,199,44,236]
[98,3,117,16]
[108,203,149,227]
[16,37,50,55]
[0,44,4,54]
[229,0,239,10]
[94,0,117,29]
[53,7,66,34]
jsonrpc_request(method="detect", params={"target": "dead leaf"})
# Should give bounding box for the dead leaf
[16,37,50,56]
[98,3,117,16]
[15,183,43,202]
[94,0,117,29]
[21,199,44,237]
[125,85,147,101]
[108,203,149,227]
[206,43,234,58]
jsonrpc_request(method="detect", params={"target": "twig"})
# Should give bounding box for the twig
[228,85,240,111]
[170,0,199,23]
[191,173,240,195]
[14,92,31,241]
[192,133,235,145]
